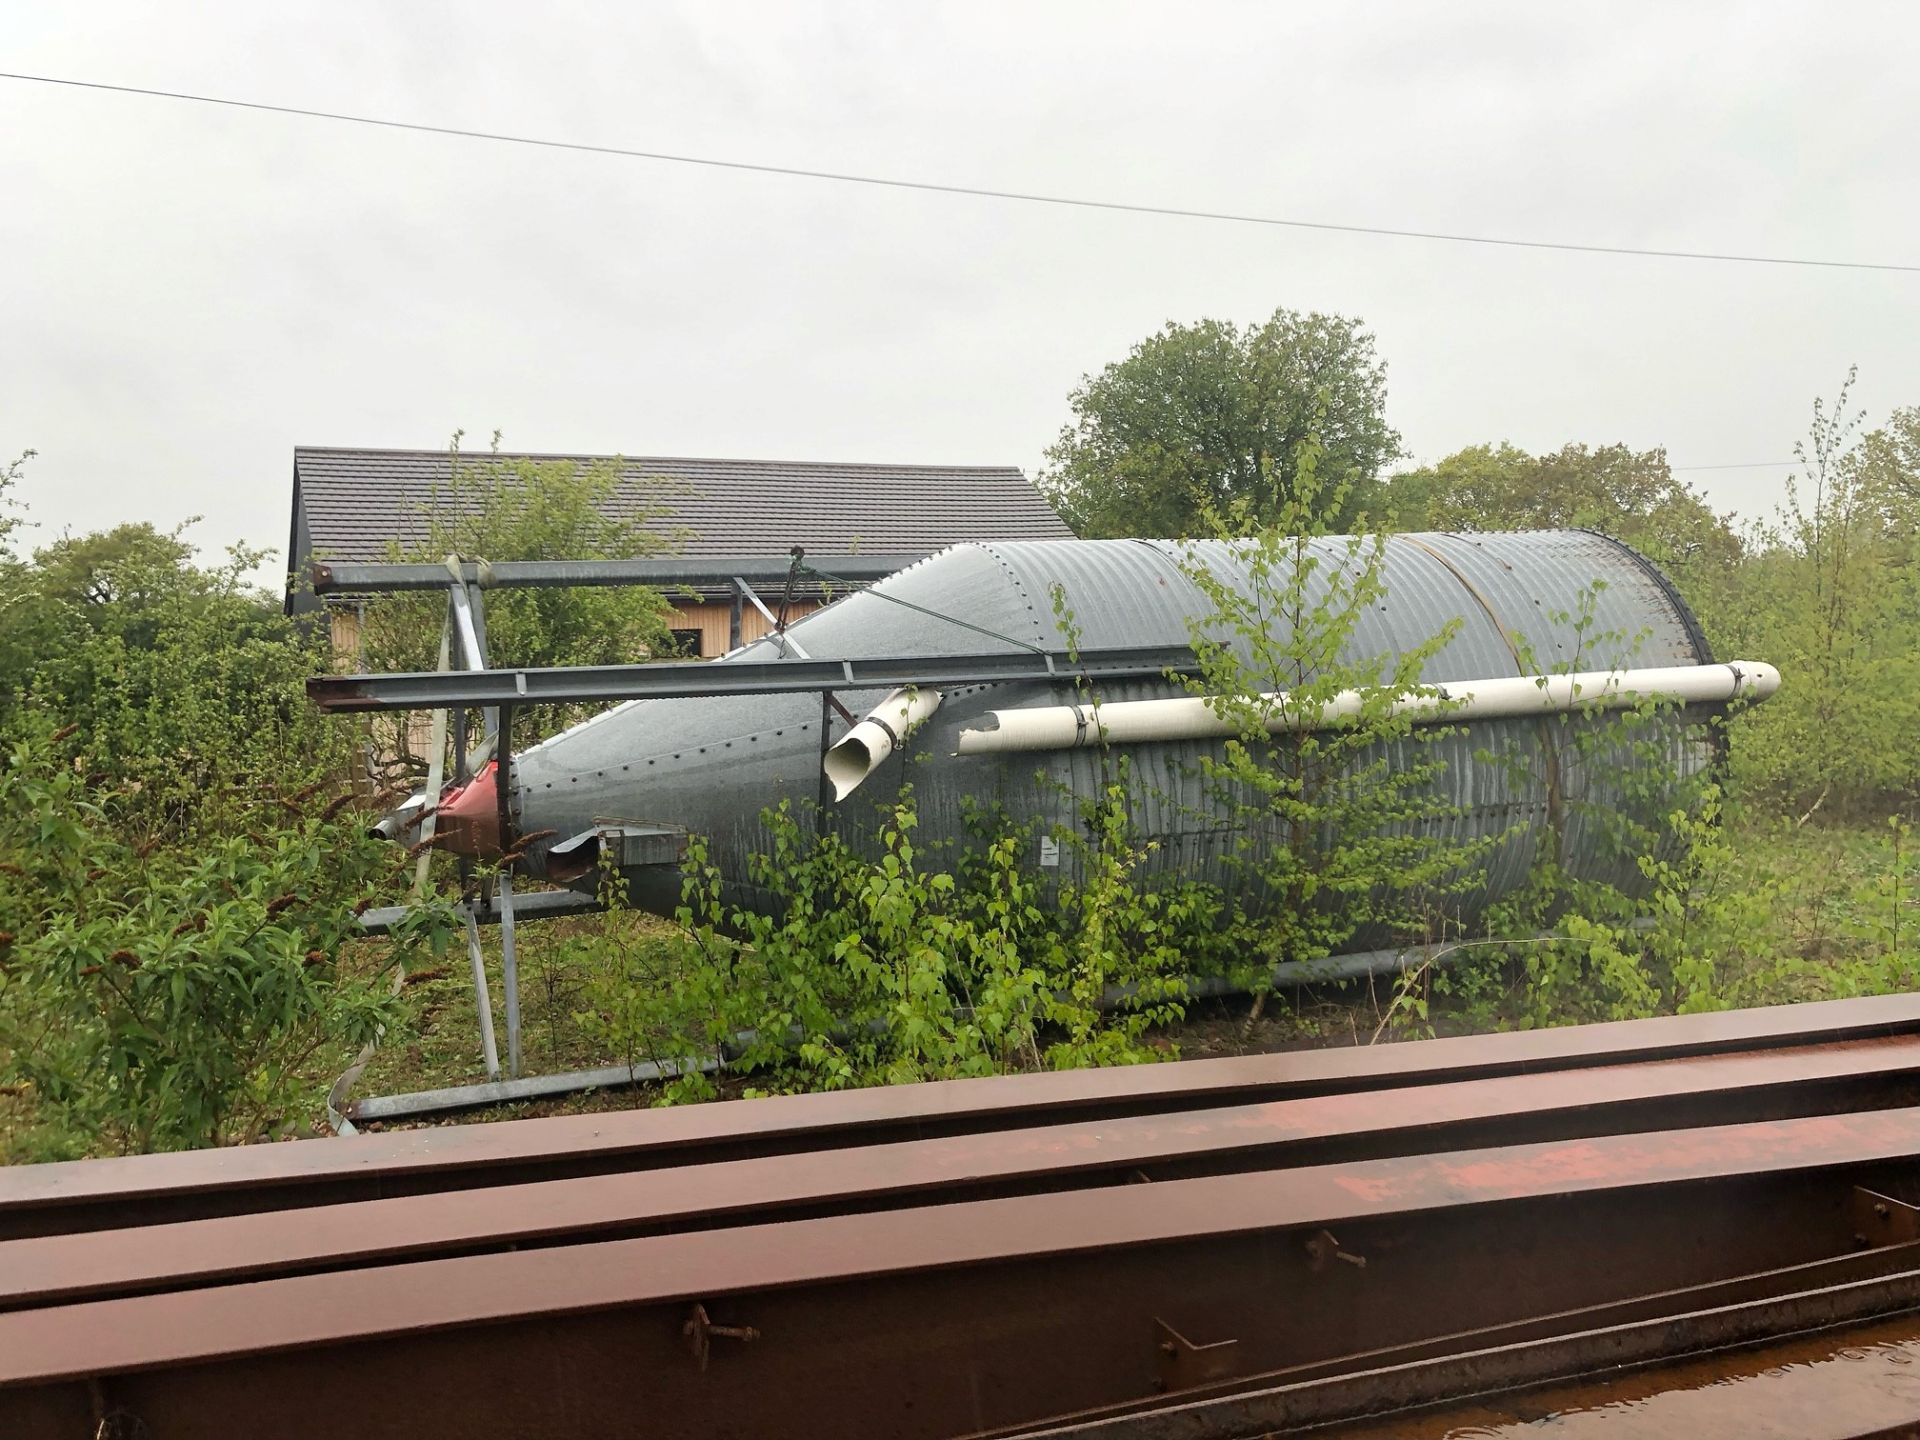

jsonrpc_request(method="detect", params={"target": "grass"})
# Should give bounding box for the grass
[329,814,1917,1134]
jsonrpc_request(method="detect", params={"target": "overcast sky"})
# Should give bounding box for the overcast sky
[5,3,1917,575]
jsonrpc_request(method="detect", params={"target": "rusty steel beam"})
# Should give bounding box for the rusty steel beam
[1009,1265,1920,1439]
[975,1242,1920,1436]
[9,1035,1920,1311]
[1317,1306,1920,1440]
[8,992,1920,1240]
[7,1109,1920,1438]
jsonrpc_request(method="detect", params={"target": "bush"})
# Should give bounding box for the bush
[0,523,352,843]
[579,789,1205,1100]
[0,726,452,1157]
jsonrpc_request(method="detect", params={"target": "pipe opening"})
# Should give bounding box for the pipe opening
[822,687,943,801]
[824,736,879,802]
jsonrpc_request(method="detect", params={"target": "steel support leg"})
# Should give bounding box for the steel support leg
[498,872,521,1079]
[465,909,503,1083]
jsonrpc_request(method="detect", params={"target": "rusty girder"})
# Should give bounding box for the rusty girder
[7,996,1920,1437]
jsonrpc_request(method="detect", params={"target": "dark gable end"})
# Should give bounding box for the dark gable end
[289,447,1074,583]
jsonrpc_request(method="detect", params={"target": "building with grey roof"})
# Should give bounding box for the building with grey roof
[287,445,1073,657]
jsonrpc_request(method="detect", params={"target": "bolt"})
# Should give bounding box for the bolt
[1876,1202,1891,1219]
[1159,1341,1178,1356]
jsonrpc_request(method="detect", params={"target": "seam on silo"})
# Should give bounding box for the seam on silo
[1571,528,1716,667]
[1397,533,1566,839]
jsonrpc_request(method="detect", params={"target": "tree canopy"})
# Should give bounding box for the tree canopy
[1382,442,1742,570]
[1042,310,1401,538]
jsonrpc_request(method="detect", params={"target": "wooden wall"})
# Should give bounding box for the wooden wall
[671,599,823,658]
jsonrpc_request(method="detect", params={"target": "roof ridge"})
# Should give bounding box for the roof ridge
[294,445,1028,476]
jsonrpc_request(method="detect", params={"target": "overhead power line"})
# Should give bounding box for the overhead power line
[3,70,1916,275]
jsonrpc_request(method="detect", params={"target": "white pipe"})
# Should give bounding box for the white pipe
[954,661,1781,755]
[824,687,943,800]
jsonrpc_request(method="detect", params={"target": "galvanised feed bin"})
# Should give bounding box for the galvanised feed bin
[429,533,1760,933]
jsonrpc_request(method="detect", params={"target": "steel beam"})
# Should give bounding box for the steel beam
[356,887,601,936]
[9,1037,1920,1311]
[7,1111,1920,1438]
[306,645,1205,713]
[8,993,1920,1240]
[1012,1268,1920,1439]
[310,554,926,595]
[460,909,501,1084]
[983,1246,1920,1436]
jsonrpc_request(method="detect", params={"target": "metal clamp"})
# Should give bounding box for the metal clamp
[683,1302,760,1371]
[1849,1186,1920,1247]
[1153,1317,1239,1392]
[1305,1228,1368,1272]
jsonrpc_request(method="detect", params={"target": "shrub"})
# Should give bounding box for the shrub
[0,726,452,1157]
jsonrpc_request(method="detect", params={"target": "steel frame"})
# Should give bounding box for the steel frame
[12,1001,1920,1437]
[311,553,925,595]
[307,644,1203,713]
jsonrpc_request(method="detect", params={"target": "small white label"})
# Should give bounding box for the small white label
[1038,835,1060,869]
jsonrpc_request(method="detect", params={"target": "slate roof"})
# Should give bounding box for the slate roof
[291,447,1073,569]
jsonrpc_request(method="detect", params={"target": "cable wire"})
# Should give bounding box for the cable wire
[3,71,1915,275]
[799,562,1047,654]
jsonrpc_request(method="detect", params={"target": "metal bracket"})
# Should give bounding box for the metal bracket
[683,1302,760,1371]
[1153,1317,1238,1393]
[1849,1186,1920,1247]
[1305,1228,1368,1272]
[550,824,687,870]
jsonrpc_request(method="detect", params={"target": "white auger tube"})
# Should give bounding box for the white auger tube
[824,687,944,800]
[954,661,1780,755]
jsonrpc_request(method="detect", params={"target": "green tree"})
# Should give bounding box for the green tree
[1042,310,1401,538]
[1382,442,1741,572]
[1172,448,1481,1016]
[0,518,350,843]
[355,436,682,751]
[1857,405,1920,544]
[1715,374,1920,812]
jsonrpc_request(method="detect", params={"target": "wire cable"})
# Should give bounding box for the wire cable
[2,71,1915,275]
[799,562,1047,654]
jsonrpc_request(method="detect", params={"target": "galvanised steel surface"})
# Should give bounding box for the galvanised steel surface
[8,993,1916,1240]
[6,1109,1920,1439]
[305,644,1207,712]
[8,1036,1920,1311]
[388,532,1718,924]
[310,553,926,594]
